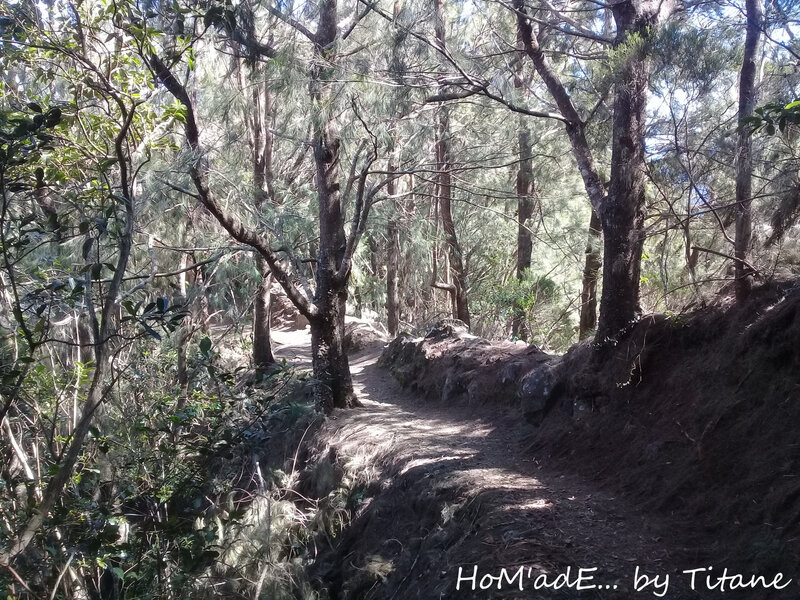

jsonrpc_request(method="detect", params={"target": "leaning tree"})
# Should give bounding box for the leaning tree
[149,0,398,410]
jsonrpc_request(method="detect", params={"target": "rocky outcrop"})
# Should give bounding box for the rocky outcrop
[343,319,388,354]
[378,320,559,420]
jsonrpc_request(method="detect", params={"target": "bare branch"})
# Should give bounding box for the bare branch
[691,245,761,276]
[148,53,317,319]
[266,6,316,42]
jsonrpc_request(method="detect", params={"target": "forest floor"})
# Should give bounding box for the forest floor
[271,329,704,600]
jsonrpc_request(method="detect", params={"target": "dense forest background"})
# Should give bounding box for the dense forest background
[2,0,800,595]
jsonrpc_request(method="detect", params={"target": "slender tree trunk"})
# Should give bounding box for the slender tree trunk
[252,82,275,206]
[308,0,357,409]
[386,157,400,336]
[433,0,470,326]
[253,257,275,375]
[734,0,763,302]
[595,0,669,343]
[175,204,198,396]
[386,0,404,337]
[153,7,371,411]
[246,66,277,368]
[515,2,605,338]
[0,99,136,566]
[513,121,535,340]
[515,3,606,215]
[579,208,602,339]
[512,44,535,340]
[386,219,400,335]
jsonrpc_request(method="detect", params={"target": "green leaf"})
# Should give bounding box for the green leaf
[204,6,222,27]
[44,107,61,127]
[143,323,161,340]
[199,337,211,355]
[98,157,118,170]
[91,262,103,280]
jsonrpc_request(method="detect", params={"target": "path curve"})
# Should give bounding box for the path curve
[274,329,699,599]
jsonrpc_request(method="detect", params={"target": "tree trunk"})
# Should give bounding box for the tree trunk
[152,4,369,412]
[386,163,400,336]
[176,328,189,392]
[596,0,666,343]
[309,0,358,409]
[0,96,137,565]
[252,82,275,206]
[578,207,602,340]
[512,118,535,340]
[515,2,606,215]
[309,284,355,413]
[386,0,403,338]
[734,0,763,302]
[515,2,606,340]
[175,205,198,397]
[246,64,277,372]
[253,256,275,375]
[512,43,535,340]
[434,0,470,326]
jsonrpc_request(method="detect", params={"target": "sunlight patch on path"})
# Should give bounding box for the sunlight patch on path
[276,331,691,598]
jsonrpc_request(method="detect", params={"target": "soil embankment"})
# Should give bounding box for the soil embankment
[282,281,800,599]
[277,335,696,598]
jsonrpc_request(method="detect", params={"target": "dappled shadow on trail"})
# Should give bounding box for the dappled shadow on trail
[276,332,701,599]
[272,328,314,368]
[329,347,703,598]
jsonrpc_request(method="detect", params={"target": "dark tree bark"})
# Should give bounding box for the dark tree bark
[515,2,606,216]
[432,0,470,326]
[517,0,672,343]
[734,0,763,302]
[386,157,400,337]
[242,61,277,371]
[251,82,275,206]
[385,0,403,338]
[514,1,604,337]
[578,208,602,340]
[307,0,357,410]
[151,44,370,411]
[512,52,535,340]
[150,0,393,410]
[309,283,353,411]
[253,257,275,374]
[595,0,668,343]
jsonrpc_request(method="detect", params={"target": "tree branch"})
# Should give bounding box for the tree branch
[266,6,316,42]
[148,54,317,319]
[691,246,761,276]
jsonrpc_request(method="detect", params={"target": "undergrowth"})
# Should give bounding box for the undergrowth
[0,330,379,600]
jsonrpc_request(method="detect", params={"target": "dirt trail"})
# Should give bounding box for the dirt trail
[273,329,701,599]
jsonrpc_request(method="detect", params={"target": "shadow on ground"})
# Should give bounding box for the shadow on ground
[277,338,705,600]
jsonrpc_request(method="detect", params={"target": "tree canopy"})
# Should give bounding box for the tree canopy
[1,0,800,594]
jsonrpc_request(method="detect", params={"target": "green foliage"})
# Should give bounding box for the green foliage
[2,0,800,594]
[742,99,800,136]
[492,274,559,321]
